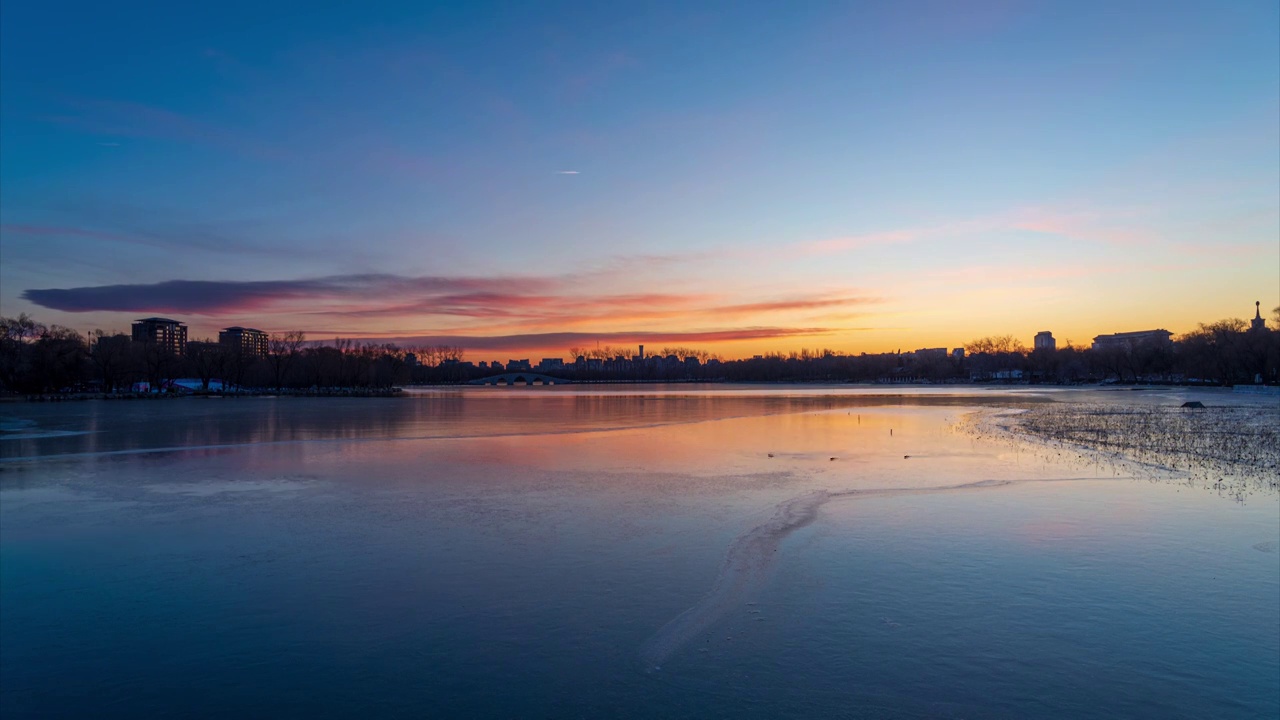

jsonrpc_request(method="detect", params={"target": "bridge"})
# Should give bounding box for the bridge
[469,373,571,386]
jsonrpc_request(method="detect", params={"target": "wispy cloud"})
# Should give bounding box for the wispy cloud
[556,170,580,175]
[558,51,640,101]
[790,204,1168,256]
[1,219,289,258]
[41,97,280,159]
[18,272,881,346]
[796,229,919,255]
[718,296,882,314]
[1,224,132,243]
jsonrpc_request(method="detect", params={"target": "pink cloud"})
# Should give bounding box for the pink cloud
[1010,207,1160,247]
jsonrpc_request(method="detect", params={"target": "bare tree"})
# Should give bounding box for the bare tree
[90,330,133,392]
[267,331,307,391]
[28,325,89,392]
[187,340,225,391]
[139,338,182,391]
[964,335,1028,355]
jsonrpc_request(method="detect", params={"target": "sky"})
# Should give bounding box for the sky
[2,0,1277,360]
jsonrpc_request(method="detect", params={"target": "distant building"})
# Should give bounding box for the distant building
[1251,301,1266,332]
[537,358,564,370]
[913,348,948,360]
[506,359,532,372]
[952,348,965,359]
[1091,329,1172,352]
[132,317,187,355]
[1034,331,1056,352]
[218,326,268,357]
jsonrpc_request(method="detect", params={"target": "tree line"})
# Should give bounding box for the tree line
[0,315,467,394]
[1,310,1276,394]
[704,317,1276,385]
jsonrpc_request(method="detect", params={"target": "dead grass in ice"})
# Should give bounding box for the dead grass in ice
[956,403,1280,501]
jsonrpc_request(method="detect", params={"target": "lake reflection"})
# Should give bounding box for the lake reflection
[2,387,1277,719]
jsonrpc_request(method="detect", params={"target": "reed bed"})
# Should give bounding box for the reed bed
[958,403,1280,500]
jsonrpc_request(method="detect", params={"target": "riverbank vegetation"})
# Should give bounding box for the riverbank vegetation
[1,311,1277,394]
[960,402,1280,500]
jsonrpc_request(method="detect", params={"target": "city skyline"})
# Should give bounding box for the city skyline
[3,1,1278,359]
[45,306,1269,367]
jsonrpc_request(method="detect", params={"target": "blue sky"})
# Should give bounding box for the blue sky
[2,1,1277,356]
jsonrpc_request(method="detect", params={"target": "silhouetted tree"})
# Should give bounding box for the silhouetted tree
[187,340,225,391]
[0,314,43,391]
[137,336,182,391]
[28,326,89,392]
[90,331,134,392]
[267,331,307,391]
[1178,319,1247,385]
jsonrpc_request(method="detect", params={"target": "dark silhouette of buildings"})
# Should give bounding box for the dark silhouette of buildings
[1251,301,1266,332]
[1091,329,1172,351]
[1034,331,1056,351]
[219,326,269,357]
[132,317,187,355]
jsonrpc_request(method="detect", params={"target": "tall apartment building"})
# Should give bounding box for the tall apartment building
[218,327,270,357]
[1034,331,1056,352]
[132,317,188,355]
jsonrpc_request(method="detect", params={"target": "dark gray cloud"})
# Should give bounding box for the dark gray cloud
[23,271,882,319]
[22,274,555,314]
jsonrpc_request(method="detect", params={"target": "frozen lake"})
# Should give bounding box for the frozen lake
[2,386,1277,718]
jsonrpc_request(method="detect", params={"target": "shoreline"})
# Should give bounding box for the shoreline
[3,381,1275,403]
[3,387,407,402]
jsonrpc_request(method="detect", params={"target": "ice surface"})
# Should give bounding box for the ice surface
[2,386,1276,718]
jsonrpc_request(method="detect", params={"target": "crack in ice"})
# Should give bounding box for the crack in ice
[637,477,1100,671]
